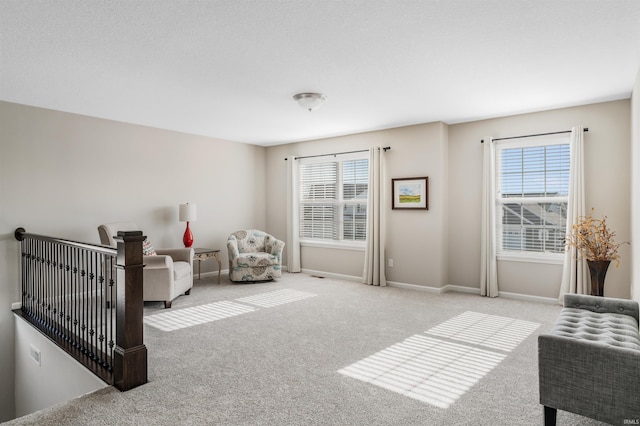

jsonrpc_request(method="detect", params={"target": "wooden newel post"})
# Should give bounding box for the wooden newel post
[113,230,148,391]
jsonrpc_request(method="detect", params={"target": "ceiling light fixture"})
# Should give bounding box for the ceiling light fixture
[293,92,326,112]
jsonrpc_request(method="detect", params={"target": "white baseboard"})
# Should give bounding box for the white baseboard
[386,282,482,295]
[498,291,559,305]
[12,302,22,310]
[443,284,482,295]
[287,268,559,304]
[299,268,362,283]
[384,280,558,304]
[386,281,444,293]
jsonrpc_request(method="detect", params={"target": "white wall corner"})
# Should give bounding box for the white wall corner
[631,66,640,303]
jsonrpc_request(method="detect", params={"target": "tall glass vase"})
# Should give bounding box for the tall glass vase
[587,260,611,297]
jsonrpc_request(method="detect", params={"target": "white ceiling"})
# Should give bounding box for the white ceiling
[2,1,640,146]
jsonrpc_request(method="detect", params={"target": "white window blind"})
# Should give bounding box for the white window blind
[299,154,368,243]
[342,159,368,241]
[496,138,570,256]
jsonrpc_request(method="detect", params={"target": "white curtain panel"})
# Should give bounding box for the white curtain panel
[286,155,301,273]
[480,137,499,297]
[363,147,386,286]
[559,126,588,300]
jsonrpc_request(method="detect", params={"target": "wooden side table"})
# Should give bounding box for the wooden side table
[193,248,221,284]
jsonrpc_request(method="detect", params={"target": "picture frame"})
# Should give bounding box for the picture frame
[392,177,428,210]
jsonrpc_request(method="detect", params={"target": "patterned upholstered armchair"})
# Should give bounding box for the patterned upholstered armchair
[227,229,284,282]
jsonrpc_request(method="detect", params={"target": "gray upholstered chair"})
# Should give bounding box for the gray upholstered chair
[98,222,194,308]
[227,229,284,282]
[538,293,640,425]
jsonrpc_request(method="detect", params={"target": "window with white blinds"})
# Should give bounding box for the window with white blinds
[496,136,570,257]
[299,153,368,243]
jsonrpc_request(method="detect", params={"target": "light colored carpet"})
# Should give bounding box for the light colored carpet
[7,272,606,425]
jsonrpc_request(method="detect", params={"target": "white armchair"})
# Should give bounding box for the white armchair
[227,229,284,282]
[98,222,193,308]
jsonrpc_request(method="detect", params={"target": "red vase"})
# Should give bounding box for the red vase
[183,222,194,248]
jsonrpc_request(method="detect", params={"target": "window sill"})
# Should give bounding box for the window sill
[497,253,564,265]
[300,239,366,251]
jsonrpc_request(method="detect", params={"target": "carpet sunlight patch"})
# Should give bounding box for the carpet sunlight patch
[426,311,540,352]
[144,301,256,331]
[235,289,317,307]
[338,311,540,409]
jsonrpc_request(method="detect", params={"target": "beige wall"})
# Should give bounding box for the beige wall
[632,70,640,303]
[448,100,631,299]
[268,100,631,300]
[0,101,267,421]
[266,122,449,287]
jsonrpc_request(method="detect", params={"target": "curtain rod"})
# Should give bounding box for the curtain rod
[284,146,391,160]
[480,128,588,143]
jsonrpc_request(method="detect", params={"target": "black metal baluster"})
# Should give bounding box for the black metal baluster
[98,251,105,366]
[90,251,96,361]
[99,252,107,367]
[34,239,40,324]
[21,239,28,313]
[65,245,72,343]
[50,241,56,333]
[97,252,103,366]
[62,246,72,343]
[72,246,79,350]
[39,239,45,328]
[28,238,35,320]
[40,239,45,325]
[85,248,91,356]
[42,240,47,330]
[45,240,52,332]
[78,252,87,354]
[20,239,25,311]
[87,248,92,358]
[108,254,115,370]
[55,243,61,337]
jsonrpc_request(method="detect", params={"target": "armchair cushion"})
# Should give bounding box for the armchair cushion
[236,252,279,266]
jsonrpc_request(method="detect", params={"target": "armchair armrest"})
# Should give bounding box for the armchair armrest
[227,236,239,261]
[156,248,194,265]
[270,238,285,257]
[143,254,172,269]
[564,294,639,323]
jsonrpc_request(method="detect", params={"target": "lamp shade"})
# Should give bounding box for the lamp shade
[179,203,197,222]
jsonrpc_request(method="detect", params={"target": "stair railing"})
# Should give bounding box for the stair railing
[14,228,147,391]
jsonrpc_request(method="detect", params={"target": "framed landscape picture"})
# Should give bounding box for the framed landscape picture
[392,177,428,210]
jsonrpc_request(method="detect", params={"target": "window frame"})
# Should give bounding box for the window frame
[494,135,570,263]
[297,152,369,249]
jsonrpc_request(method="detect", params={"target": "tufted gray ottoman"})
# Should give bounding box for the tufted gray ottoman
[538,293,640,425]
